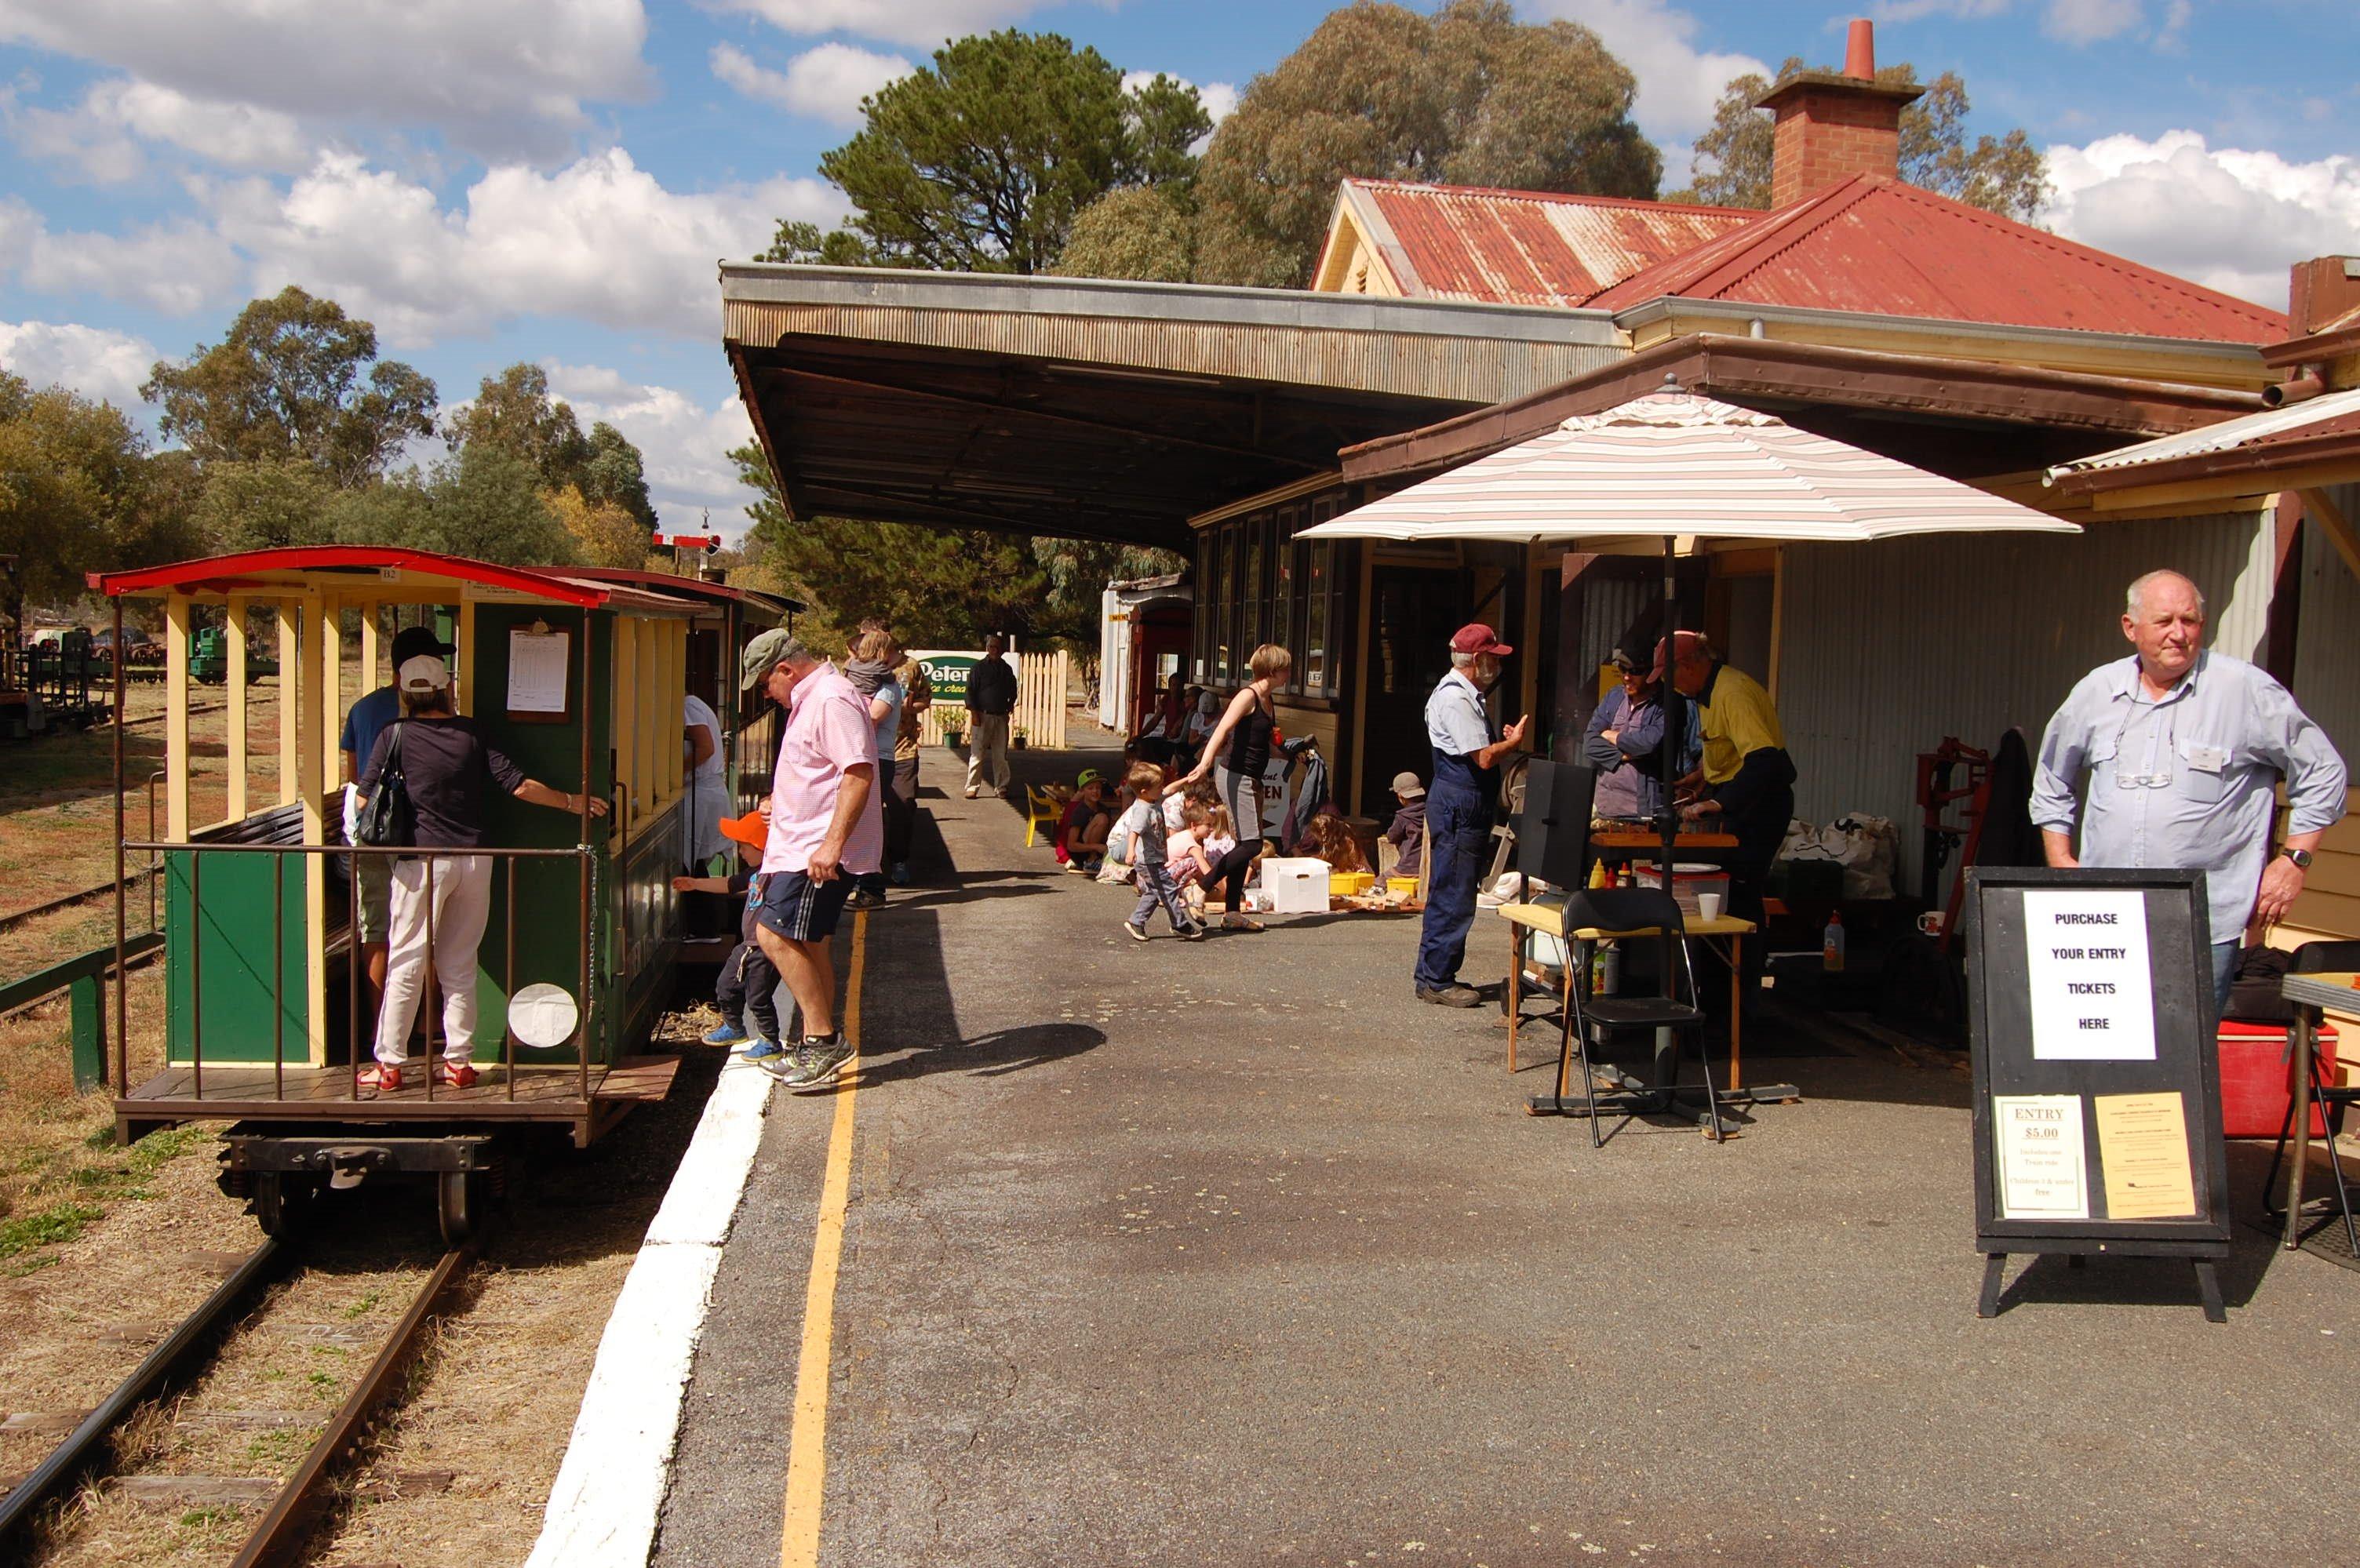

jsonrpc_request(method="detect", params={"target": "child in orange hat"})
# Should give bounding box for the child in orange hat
[672,808,789,1059]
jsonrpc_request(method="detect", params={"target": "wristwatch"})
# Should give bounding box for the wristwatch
[2282,847,2314,870]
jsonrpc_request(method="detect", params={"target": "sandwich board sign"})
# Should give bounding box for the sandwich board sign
[1965,866,2232,1322]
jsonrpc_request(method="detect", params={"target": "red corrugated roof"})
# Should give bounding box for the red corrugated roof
[1584,174,2287,344]
[1351,179,1758,309]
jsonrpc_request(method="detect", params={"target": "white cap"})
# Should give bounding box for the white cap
[398,653,450,693]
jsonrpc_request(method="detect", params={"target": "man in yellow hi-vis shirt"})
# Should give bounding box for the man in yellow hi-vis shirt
[1655,631,1795,994]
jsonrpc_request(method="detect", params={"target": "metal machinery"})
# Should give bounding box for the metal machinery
[86,546,789,1240]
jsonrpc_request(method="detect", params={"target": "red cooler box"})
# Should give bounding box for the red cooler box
[2216,1019,2339,1138]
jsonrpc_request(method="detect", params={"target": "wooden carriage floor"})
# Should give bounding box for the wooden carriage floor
[119,1055,681,1119]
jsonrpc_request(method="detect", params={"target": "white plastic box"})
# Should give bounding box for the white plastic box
[1258,857,1331,915]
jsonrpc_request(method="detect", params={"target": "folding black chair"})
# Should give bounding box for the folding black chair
[2263,938,2360,1254]
[1553,886,1724,1146]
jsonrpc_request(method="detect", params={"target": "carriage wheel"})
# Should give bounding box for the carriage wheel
[435,1171,480,1245]
[252,1172,311,1238]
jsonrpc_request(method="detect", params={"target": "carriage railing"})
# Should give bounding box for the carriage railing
[115,839,598,1108]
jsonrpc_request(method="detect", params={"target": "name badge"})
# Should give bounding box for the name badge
[2182,742,2228,773]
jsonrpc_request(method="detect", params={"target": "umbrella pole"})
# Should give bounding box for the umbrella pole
[1659,533,1679,875]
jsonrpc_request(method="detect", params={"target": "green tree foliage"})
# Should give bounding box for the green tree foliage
[1053,184,1200,284]
[757,219,881,268]
[1179,0,1659,289]
[0,371,195,624]
[405,444,577,566]
[1029,537,1185,648]
[730,442,1052,651]
[142,286,438,487]
[444,363,591,482]
[189,457,338,552]
[1676,58,2048,220]
[444,365,658,535]
[577,421,657,532]
[810,31,1209,275]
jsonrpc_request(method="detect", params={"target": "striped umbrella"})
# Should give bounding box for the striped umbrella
[1301,389,2082,546]
[1299,387,2079,870]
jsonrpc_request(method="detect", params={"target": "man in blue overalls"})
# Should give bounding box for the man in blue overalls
[1415,623,1531,1006]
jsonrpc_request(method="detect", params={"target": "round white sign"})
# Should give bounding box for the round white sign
[508,982,580,1050]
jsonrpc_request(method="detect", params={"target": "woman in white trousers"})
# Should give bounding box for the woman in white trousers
[355,653,606,1093]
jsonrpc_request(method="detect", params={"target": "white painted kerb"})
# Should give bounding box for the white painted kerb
[524,1057,774,1568]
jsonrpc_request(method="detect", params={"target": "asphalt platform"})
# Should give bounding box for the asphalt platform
[653,745,2359,1567]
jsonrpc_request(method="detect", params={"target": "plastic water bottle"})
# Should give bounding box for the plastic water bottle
[1823,910,1847,973]
[1591,940,1621,996]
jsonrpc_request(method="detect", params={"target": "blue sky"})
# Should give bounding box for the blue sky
[2,1,2355,541]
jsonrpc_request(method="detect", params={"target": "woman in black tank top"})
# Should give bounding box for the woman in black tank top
[1182,642,1294,931]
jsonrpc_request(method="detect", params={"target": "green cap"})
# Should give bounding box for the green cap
[1076,768,1102,791]
[740,627,796,690]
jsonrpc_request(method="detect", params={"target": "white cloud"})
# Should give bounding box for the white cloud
[1521,1,1767,152]
[217,149,843,344]
[2042,0,2143,44]
[0,0,652,161]
[712,41,912,126]
[10,75,309,182]
[0,318,160,410]
[544,360,761,540]
[2040,130,2360,307]
[0,195,245,314]
[0,147,845,340]
[700,0,1069,50]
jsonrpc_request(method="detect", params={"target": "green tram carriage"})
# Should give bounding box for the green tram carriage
[89,547,791,1239]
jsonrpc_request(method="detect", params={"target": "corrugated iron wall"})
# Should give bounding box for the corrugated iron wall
[2295,482,2360,762]
[1776,510,2272,893]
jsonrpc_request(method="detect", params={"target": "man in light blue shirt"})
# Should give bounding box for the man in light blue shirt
[1415,623,1530,1006]
[2033,569,2346,1011]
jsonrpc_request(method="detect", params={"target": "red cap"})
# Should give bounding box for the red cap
[719,809,768,852]
[1449,623,1512,657]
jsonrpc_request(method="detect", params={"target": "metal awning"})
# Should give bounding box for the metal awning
[2045,385,2360,496]
[721,264,1624,549]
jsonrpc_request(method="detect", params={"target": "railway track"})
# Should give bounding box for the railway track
[0,1232,479,1566]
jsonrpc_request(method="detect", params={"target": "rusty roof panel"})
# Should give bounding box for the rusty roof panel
[1354,180,1757,308]
[1588,174,2288,344]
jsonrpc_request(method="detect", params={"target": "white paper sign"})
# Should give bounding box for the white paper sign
[508,628,570,715]
[2022,889,2155,1061]
[1994,1093,2089,1220]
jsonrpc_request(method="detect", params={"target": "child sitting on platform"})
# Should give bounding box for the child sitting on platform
[1301,805,1371,875]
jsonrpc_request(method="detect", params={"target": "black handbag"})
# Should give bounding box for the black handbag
[355,723,415,849]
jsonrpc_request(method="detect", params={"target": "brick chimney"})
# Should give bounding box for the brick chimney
[2288,255,2360,335]
[1753,19,1925,209]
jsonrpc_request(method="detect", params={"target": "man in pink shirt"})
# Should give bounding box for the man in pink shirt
[740,628,881,1086]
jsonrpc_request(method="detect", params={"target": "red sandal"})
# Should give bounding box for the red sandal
[436,1061,479,1089]
[358,1064,402,1093]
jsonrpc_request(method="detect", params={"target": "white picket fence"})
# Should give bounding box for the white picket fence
[916,649,1069,750]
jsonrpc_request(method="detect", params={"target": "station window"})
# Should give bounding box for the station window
[1193,490,1346,701]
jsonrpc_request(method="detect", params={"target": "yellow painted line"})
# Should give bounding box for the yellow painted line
[779,908,865,1568]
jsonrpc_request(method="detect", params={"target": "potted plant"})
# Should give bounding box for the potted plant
[1011,724,1029,751]
[939,718,967,751]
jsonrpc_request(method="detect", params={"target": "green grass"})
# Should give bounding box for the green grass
[243,1426,317,1467]
[341,1289,383,1321]
[0,1125,207,1266]
[0,1200,105,1257]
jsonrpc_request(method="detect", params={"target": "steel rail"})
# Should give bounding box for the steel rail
[228,1240,479,1568]
[0,1240,293,1552]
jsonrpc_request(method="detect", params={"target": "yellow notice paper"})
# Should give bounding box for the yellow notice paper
[2093,1091,2198,1220]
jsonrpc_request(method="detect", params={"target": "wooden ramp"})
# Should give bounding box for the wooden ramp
[117,1055,683,1146]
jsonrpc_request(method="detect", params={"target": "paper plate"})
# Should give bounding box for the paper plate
[508,983,580,1050]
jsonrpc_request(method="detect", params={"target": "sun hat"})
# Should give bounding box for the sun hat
[718,809,767,851]
[1390,771,1426,799]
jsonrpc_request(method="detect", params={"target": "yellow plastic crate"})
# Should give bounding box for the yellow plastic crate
[1386,876,1419,897]
[1329,871,1375,897]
